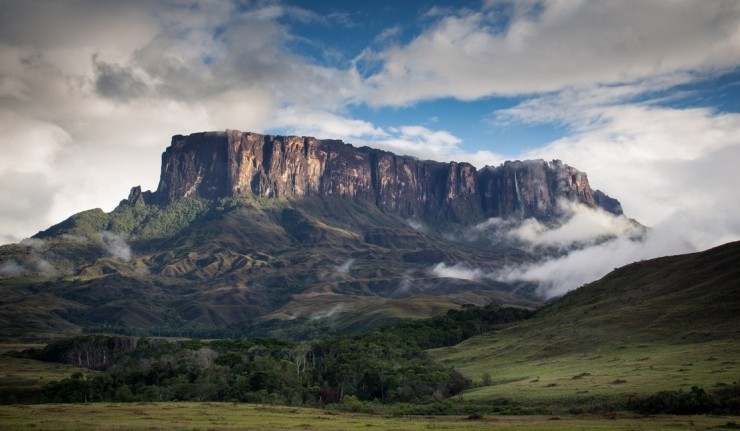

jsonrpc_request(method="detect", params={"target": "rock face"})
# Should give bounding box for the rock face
[135,130,621,221]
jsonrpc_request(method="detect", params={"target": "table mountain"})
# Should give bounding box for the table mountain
[134,130,621,221]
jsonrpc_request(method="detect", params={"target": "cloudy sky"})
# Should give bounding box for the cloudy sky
[2,0,740,285]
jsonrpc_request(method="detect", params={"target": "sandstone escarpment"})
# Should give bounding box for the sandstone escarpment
[133,130,621,221]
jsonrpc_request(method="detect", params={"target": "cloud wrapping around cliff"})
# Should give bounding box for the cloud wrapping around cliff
[435,202,691,298]
[468,200,643,249]
[494,225,695,298]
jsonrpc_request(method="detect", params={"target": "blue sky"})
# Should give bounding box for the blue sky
[1,0,740,289]
[275,0,569,157]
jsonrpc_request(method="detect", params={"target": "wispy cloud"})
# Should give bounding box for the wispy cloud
[2,238,62,278]
[0,260,26,277]
[495,225,694,298]
[309,304,344,320]
[464,200,643,248]
[100,231,132,261]
[335,258,355,275]
[432,203,683,298]
[432,263,485,281]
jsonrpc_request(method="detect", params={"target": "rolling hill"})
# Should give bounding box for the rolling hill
[431,240,740,405]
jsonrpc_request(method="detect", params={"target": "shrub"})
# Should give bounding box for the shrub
[342,395,364,412]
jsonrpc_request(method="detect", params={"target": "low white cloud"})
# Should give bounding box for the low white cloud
[465,200,643,249]
[335,258,355,275]
[393,272,414,296]
[432,227,690,299]
[432,262,484,281]
[0,260,26,277]
[406,219,426,232]
[309,304,344,320]
[458,192,739,298]
[510,200,642,247]
[3,238,61,278]
[434,203,692,298]
[20,238,48,252]
[495,226,694,298]
[100,231,132,261]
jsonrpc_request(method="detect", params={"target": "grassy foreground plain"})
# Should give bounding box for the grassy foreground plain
[0,344,94,398]
[0,403,738,431]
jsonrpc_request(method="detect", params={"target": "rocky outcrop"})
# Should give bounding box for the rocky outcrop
[127,130,622,221]
[593,189,624,216]
[478,160,605,219]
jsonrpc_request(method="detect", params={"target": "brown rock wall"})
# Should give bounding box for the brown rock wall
[144,130,621,221]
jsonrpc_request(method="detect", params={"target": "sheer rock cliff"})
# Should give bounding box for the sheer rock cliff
[128,130,622,221]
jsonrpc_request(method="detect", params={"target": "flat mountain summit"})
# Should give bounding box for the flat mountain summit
[1,131,627,341]
[129,130,622,219]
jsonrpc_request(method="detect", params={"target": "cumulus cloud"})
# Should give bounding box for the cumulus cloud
[0,0,359,244]
[359,0,740,105]
[502,88,740,228]
[353,124,506,167]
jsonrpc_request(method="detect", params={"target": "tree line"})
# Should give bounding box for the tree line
[10,304,531,405]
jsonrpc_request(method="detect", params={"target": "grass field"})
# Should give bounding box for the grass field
[0,345,94,395]
[433,336,740,405]
[0,402,737,430]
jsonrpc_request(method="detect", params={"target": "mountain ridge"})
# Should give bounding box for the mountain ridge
[122,130,622,222]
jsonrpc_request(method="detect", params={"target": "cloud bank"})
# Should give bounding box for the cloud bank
[434,202,696,299]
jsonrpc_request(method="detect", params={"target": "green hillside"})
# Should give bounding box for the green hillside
[431,240,740,406]
[0,195,540,342]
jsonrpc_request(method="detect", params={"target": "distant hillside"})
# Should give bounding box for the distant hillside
[0,195,540,342]
[432,240,740,404]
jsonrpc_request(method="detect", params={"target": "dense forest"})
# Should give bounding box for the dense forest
[7,304,530,406]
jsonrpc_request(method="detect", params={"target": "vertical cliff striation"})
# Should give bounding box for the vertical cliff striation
[135,130,621,221]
